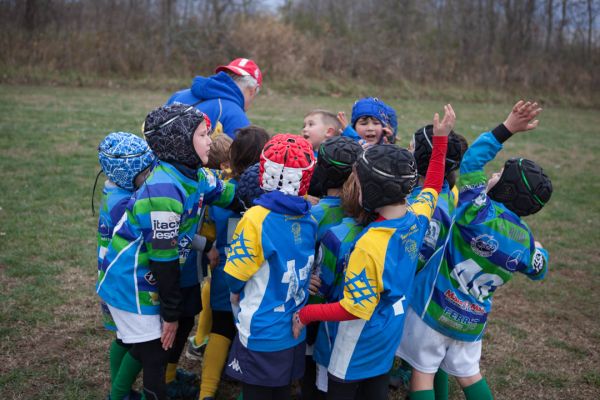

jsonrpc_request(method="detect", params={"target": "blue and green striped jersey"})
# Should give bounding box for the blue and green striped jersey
[410,131,549,342]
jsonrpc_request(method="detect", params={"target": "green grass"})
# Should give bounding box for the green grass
[1,84,599,399]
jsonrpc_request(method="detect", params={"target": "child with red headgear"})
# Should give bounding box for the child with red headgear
[223,134,317,400]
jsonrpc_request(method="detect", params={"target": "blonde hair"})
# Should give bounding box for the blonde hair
[340,171,373,225]
[305,109,343,134]
[205,134,233,170]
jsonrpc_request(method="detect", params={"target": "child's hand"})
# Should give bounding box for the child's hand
[337,111,349,132]
[382,126,394,144]
[161,320,179,350]
[305,195,320,206]
[433,104,456,137]
[207,246,219,270]
[503,100,543,134]
[292,311,305,339]
[308,273,322,295]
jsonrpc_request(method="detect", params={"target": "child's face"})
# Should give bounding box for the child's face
[193,121,212,165]
[487,169,503,192]
[355,117,383,145]
[302,114,330,149]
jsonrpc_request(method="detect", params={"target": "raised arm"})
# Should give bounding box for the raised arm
[409,104,454,220]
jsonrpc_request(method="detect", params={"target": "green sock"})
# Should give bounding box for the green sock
[463,378,493,400]
[410,390,435,400]
[433,369,449,400]
[111,351,143,400]
[109,339,130,382]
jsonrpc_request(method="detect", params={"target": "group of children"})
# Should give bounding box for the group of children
[95,94,552,400]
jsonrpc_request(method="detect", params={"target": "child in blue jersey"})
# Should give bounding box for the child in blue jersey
[293,105,455,400]
[199,126,270,400]
[97,103,241,400]
[309,171,372,398]
[301,136,363,399]
[389,127,468,396]
[398,101,552,400]
[97,131,155,400]
[309,136,364,242]
[337,97,398,146]
[223,134,317,400]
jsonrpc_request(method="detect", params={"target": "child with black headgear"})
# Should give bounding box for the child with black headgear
[398,101,552,400]
[97,103,240,400]
[293,105,455,400]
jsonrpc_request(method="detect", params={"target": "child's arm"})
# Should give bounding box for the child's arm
[223,208,267,295]
[409,105,454,220]
[458,101,542,207]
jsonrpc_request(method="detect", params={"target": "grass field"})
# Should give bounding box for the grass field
[0,84,599,400]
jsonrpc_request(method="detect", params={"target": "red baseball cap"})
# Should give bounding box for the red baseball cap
[215,58,262,87]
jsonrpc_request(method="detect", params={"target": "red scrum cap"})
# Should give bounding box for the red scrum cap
[215,58,263,87]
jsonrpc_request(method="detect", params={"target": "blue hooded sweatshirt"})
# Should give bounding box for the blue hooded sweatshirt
[166,72,250,139]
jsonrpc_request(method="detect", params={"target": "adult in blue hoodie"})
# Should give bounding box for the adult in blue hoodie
[166,58,262,139]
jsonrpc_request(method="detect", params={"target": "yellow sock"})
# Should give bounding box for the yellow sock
[199,333,232,399]
[194,279,212,346]
[165,362,177,384]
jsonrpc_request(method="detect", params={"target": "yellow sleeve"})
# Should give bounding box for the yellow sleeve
[451,185,459,208]
[223,207,268,282]
[407,188,439,221]
[339,230,389,320]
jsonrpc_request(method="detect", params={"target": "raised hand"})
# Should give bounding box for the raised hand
[433,104,456,137]
[337,111,349,133]
[503,100,543,134]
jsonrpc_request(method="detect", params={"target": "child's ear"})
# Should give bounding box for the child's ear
[325,126,336,138]
[220,161,230,171]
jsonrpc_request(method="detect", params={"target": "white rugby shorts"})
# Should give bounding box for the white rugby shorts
[396,307,481,378]
[107,304,162,344]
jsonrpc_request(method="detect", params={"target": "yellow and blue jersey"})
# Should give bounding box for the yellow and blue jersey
[328,189,438,381]
[224,191,317,352]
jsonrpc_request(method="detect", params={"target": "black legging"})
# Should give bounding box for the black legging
[167,315,196,364]
[243,382,292,400]
[211,310,236,340]
[129,339,169,400]
[327,372,389,400]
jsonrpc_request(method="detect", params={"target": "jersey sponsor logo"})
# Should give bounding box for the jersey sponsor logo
[345,268,377,307]
[470,234,499,257]
[439,307,480,331]
[405,239,418,261]
[532,249,544,274]
[151,211,180,249]
[423,220,441,248]
[473,192,487,207]
[228,358,243,374]
[505,250,523,272]
[292,222,302,244]
[179,235,192,263]
[98,216,111,238]
[443,289,485,315]
[144,271,157,285]
[400,224,419,240]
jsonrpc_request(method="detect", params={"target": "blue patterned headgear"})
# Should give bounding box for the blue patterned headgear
[351,97,398,143]
[98,132,156,191]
